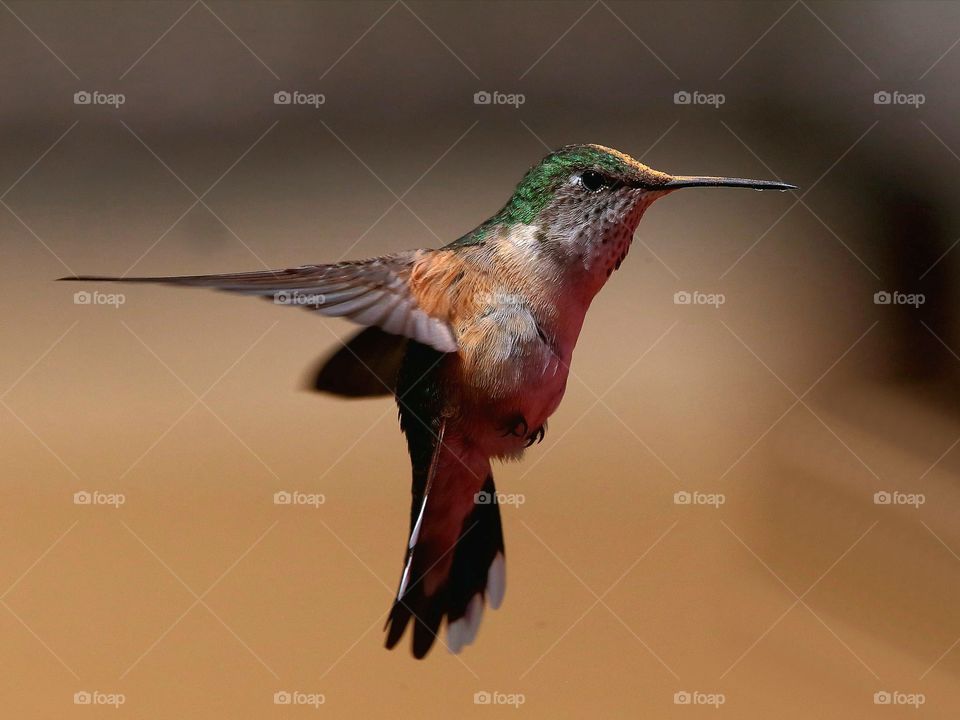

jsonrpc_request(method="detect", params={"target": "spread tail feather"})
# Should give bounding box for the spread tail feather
[387,340,505,658]
[385,472,505,659]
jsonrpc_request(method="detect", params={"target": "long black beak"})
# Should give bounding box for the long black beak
[663,175,797,191]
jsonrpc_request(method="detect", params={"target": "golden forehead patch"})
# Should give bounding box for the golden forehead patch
[587,144,644,171]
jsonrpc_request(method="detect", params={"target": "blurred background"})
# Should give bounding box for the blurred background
[3,0,960,716]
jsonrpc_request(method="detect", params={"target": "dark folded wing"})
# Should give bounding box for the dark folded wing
[60,252,457,353]
[307,326,408,398]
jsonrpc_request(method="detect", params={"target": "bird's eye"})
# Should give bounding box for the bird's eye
[580,171,606,192]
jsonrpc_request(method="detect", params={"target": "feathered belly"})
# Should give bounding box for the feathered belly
[448,291,582,459]
[453,337,570,459]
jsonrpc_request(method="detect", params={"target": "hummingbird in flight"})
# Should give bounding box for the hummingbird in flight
[63,144,794,658]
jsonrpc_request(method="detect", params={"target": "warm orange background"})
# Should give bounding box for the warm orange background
[3,1,960,717]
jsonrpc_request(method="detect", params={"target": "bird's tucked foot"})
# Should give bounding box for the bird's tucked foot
[500,414,528,439]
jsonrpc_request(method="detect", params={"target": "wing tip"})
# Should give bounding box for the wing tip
[426,321,458,354]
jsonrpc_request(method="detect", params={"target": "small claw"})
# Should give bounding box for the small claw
[525,425,545,447]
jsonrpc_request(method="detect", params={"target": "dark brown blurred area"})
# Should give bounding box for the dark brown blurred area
[3,1,960,717]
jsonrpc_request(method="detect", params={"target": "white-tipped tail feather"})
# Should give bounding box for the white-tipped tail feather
[446,552,505,654]
[447,594,484,654]
[486,552,506,610]
[386,455,506,658]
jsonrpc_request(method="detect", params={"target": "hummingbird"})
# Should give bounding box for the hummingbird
[61,144,794,658]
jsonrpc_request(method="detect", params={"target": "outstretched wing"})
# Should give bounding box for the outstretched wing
[60,251,457,353]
